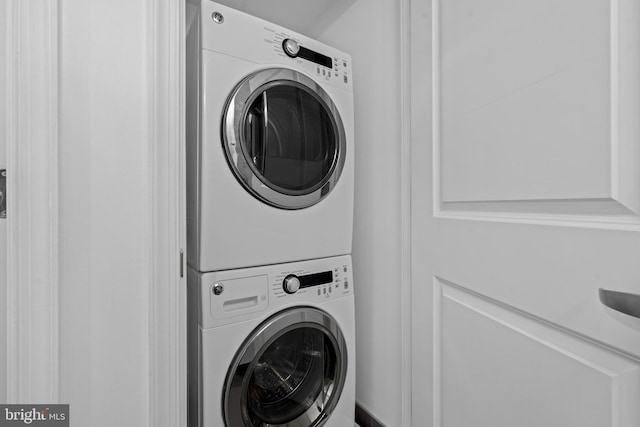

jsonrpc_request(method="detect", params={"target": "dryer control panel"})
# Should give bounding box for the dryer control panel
[200,1,353,92]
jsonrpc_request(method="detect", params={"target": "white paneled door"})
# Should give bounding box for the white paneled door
[411,1,640,426]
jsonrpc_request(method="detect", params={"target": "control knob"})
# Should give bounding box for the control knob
[283,275,301,294]
[283,39,300,58]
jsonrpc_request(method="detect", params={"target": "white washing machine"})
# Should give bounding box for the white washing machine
[187,255,355,427]
[186,1,355,272]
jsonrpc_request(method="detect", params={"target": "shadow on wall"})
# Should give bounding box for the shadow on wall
[212,0,356,37]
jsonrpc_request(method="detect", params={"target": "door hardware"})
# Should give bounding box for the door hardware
[599,288,640,319]
[0,169,6,219]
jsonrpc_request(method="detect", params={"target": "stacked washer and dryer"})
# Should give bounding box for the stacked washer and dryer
[186,2,356,426]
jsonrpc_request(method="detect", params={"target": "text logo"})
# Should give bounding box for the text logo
[0,405,69,427]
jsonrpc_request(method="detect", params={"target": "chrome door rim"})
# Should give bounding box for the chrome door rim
[222,68,347,210]
[222,307,348,427]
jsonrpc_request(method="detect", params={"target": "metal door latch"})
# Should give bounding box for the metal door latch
[0,169,5,219]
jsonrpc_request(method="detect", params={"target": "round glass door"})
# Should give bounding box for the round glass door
[222,68,346,209]
[223,307,348,426]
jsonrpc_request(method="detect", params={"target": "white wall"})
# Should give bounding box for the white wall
[311,2,407,425]
[59,1,150,425]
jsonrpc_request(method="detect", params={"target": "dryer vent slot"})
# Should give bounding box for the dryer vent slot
[223,296,259,312]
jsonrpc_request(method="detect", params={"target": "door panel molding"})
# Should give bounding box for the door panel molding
[437,199,640,231]
[5,0,60,402]
[613,0,640,215]
[434,277,640,427]
[433,0,640,230]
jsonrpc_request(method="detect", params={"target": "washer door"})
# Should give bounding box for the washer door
[222,68,347,209]
[223,307,348,427]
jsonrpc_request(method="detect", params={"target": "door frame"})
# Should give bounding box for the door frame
[409,0,435,424]
[5,1,187,425]
[5,0,60,403]
[399,0,413,424]
[147,0,187,426]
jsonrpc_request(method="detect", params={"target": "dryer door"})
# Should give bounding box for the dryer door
[223,307,348,427]
[222,68,346,209]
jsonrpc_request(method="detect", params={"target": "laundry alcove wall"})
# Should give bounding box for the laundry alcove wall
[211,0,354,35]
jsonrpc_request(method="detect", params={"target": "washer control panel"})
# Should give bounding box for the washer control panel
[273,259,352,300]
[196,255,353,329]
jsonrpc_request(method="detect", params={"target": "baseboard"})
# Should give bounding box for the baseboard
[355,403,386,427]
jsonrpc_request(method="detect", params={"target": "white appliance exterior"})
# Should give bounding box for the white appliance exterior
[186,1,355,272]
[188,255,356,427]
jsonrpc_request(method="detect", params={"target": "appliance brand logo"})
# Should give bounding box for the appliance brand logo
[0,405,68,426]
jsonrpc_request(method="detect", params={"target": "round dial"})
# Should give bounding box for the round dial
[283,275,301,294]
[283,39,300,58]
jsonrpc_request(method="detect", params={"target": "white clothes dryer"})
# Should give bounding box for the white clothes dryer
[186,1,355,272]
[187,255,355,427]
